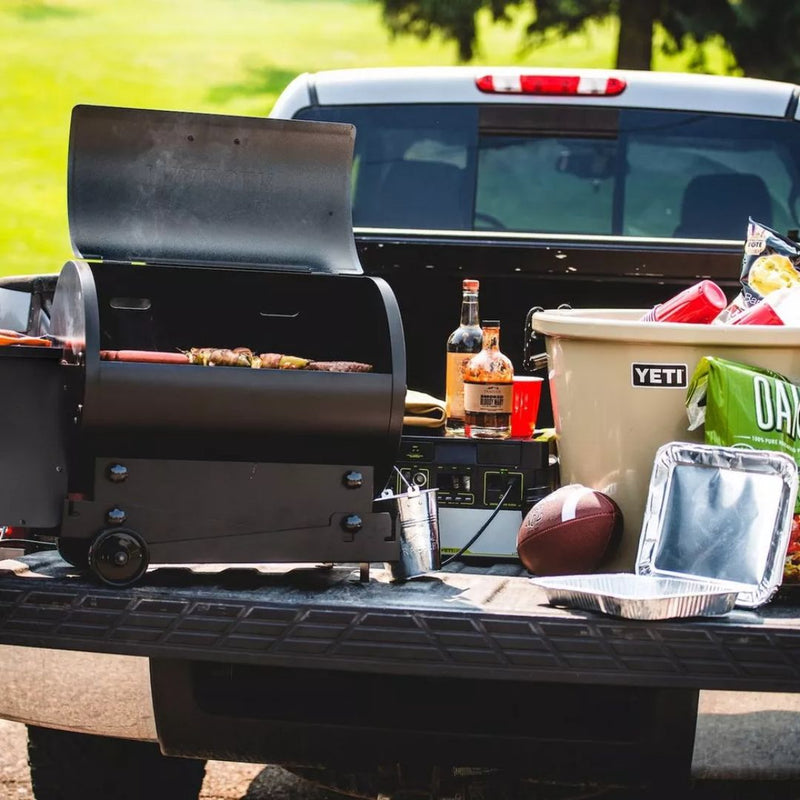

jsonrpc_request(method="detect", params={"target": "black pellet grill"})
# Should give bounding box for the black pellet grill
[8,104,407,585]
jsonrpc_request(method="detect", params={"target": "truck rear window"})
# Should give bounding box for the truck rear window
[295,104,800,241]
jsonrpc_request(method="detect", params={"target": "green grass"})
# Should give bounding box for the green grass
[1,0,733,276]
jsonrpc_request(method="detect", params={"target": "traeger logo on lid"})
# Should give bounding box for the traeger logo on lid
[631,363,688,388]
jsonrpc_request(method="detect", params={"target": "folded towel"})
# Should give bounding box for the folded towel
[404,389,446,428]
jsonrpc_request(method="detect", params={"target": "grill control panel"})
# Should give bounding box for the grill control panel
[393,435,558,559]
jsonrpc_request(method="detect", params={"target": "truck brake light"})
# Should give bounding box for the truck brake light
[476,74,626,97]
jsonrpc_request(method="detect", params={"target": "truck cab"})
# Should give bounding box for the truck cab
[272,67,800,240]
[270,67,800,405]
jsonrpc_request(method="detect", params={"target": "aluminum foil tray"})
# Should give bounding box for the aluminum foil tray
[531,573,740,620]
[637,442,799,609]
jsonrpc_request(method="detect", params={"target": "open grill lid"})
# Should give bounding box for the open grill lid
[67,104,363,274]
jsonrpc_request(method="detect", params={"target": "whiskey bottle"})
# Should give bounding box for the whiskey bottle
[463,320,514,439]
[445,279,482,436]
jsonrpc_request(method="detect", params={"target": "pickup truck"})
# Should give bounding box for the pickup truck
[2,67,800,800]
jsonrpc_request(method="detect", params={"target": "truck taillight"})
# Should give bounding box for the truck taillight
[1,526,21,539]
[476,74,626,96]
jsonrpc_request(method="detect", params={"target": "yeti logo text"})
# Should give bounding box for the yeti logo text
[631,363,688,388]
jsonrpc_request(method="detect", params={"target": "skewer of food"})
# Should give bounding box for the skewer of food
[99,347,373,372]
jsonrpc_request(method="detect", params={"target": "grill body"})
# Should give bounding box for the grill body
[16,104,407,583]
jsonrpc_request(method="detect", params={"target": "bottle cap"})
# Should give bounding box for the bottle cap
[463,279,479,292]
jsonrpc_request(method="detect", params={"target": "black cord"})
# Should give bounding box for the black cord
[440,479,517,567]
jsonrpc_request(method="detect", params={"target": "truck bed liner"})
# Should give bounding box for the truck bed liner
[2,551,800,692]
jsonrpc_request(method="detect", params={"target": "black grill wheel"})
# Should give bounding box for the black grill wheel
[88,528,149,587]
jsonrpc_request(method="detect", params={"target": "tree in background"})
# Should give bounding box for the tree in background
[379,0,800,80]
[715,0,800,82]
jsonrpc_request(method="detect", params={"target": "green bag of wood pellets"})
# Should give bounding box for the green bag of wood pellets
[686,355,800,582]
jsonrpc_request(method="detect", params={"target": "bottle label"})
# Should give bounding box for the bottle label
[463,382,513,413]
[445,352,473,418]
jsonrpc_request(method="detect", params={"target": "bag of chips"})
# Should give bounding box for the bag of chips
[715,218,800,323]
[686,356,800,581]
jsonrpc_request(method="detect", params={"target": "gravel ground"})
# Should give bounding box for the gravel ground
[201,761,343,800]
[0,720,32,800]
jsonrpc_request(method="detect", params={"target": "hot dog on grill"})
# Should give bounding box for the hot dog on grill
[100,348,372,372]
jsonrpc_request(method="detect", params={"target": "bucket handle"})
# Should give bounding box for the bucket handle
[380,467,420,499]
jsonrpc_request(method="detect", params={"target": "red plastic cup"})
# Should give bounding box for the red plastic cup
[731,286,800,325]
[510,376,543,439]
[640,280,727,324]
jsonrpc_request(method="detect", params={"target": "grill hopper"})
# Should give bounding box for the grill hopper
[49,105,405,585]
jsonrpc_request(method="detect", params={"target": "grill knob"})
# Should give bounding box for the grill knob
[341,514,363,533]
[106,507,127,526]
[107,464,128,483]
[343,470,364,489]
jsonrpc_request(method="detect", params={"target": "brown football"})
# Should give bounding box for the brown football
[517,484,623,576]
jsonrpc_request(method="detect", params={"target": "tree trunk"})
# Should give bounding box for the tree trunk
[616,0,657,70]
